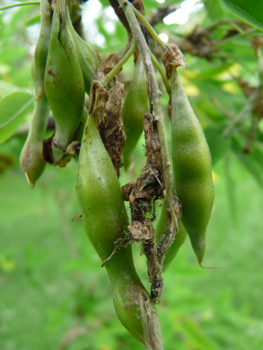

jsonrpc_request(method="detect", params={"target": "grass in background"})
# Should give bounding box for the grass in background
[1,139,263,350]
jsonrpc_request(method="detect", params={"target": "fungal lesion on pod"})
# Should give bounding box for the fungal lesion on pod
[42,134,81,167]
[102,111,167,303]
[88,71,126,177]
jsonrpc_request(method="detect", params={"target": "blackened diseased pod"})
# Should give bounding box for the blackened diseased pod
[155,200,187,271]
[66,9,99,94]
[76,114,163,349]
[20,62,50,188]
[34,0,52,100]
[122,59,148,169]
[44,0,85,166]
[170,68,214,266]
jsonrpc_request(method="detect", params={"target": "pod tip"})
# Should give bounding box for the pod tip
[25,173,35,188]
[198,260,220,269]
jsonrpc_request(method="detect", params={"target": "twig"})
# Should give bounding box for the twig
[108,0,131,34]
[58,317,106,350]
[102,41,137,85]
[132,5,167,49]
[210,97,235,121]
[117,0,179,237]
[0,1,39,11]
[211,97,247,137]
[205,18,247,32]
[150,50,171,95]
[214,27,259,48]
[222,87,260,138]
[243,113,260,154]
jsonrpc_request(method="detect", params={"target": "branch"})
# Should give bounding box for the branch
[132,6,167,49]
[117,0,179,237]
[102,41,137,85]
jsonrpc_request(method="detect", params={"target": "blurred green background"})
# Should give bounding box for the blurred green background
[1,0,263,349]
[2,123,263,349]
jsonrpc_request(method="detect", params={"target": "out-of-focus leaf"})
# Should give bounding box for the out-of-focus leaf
[10,64,32,88]
[0,47,28,64]
[224,152,238,224]
[25,14,40,27]
[231,137,263,190]
[6,5,37,36]
[0,81,22,98]
[143,0,164,15]
[99,0,110,7]
[204,0,229,20]
[223,87,260,138]
[179,316,221,350]
[221,0,263,31]
[0,91,34,144]
[194,80,245,120]
[204,126,230,166]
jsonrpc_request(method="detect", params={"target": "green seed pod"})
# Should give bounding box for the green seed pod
[171,70,214,266]
[66,10,99,94]
[155,202,187,271]
[44,0,85,165]
[122,60,148,169]
[20,62,50,188]
[76,114,163,348]
[34,0,52,100]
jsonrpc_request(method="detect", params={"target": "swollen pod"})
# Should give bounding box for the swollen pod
[67,9,99,94]
[19,91,50,188]
[20,58,50,187]
[34,0,52,100]
[44,0,85,165]
[76,114,163,348]
[122,60,148,168]
[171,70,214,266]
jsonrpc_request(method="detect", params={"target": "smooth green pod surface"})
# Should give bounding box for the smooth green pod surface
[67,10,99,94]
[76,114,163,348]
[171,70,214,266]
[122,60,148,168]
[155,202,187,271]
[44,0,85,164]
[20,92,50,188]
[34,0,51,100]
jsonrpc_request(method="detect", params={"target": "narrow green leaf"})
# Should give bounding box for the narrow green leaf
[223,87,260,138]
[0,91,34,144]
[224,152,238,225]
[0,81,22,98]
[180,316,221,350]
[204,126,230,166]
[0,47,28,64]
[205,0,227,20]
[25,14,40,27]
[221,0,263,31]
[231,137,263,190]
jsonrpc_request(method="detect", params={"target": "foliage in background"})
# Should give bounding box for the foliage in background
[1,0,263,349]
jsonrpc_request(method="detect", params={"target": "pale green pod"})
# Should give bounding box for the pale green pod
[171,69,214,266]
[66,9,99,93]
[122,60,148,169]
[44,0,85,165]
[76,114,163,348]
[34,0,52,100]
[20,69,50,188]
